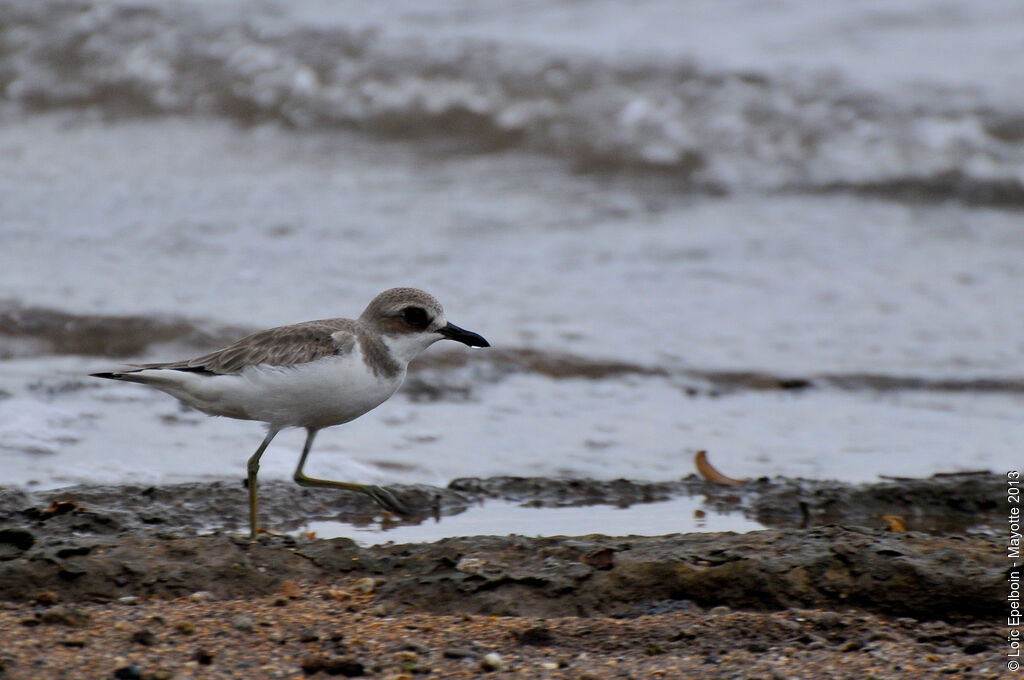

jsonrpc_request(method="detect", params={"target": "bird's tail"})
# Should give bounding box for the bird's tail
[89,369,155,385]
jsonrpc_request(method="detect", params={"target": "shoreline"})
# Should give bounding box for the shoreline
[0,473,1007,678]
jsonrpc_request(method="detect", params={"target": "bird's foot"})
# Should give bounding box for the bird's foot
[361,484,414,517]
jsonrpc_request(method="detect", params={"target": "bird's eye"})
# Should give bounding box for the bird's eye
[401,306,430,329]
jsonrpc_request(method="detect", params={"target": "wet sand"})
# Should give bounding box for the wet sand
[0,473,1007,678]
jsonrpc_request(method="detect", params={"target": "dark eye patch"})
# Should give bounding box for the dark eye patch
[401,306,430,329]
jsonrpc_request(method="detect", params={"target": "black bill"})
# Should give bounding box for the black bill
[439,322,490,347]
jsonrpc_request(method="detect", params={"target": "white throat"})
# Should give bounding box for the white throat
[381,331,443,364]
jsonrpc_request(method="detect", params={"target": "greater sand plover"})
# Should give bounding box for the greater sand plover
[91,287,490,537]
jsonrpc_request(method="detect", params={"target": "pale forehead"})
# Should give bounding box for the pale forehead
[362,287,444,316]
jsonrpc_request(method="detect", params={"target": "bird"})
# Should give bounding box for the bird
[90,287,490,538]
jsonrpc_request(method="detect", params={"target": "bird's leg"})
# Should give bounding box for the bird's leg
[247,428,279,539]
[292,428,413,516]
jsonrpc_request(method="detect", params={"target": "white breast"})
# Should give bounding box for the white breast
[138,350,406,430]
[236,353,406,429]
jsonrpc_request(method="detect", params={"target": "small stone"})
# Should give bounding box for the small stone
[397,639,427,653]
[442,648,475,659]
[480,652,503,672]
[581,547,616,570]
[370,604,391,617]
[189,591,214,601]
[117,596,139,606]
[34,591,60,605]
[130,629,155,646]
[232,615,255,632]
[298,630,321,643]
[963,638,989,654]
[301,656,364,677]
[279,580,304,599]
[325,587,351,601]
[268,631,286,643]
[40,605,91,627]
[175,621,195,635]
[539,662,559,670]
[355,577,382,594]
[839,639,863,652]
[328,658,365,677]
[396,651,418,663]
[708,606,731,616]
[150,671,174,680]
[515,626,554,646]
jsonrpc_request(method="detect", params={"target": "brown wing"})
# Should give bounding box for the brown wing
[139,319,356,375]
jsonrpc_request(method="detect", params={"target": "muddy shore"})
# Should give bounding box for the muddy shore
[0,473,1009,678]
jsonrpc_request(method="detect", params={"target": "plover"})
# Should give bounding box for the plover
[91,287,489,538]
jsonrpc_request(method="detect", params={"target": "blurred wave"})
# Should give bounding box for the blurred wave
[3,1,1023,204]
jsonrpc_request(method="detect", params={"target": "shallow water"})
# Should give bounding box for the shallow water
[304,497,766,546]
[1,1,1021,533]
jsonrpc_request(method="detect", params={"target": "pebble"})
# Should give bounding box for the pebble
[175,621,195,635]
[442,648,476,659]
[40,605,91,627]
[232,615,255,632]
[516,625,554,646]
[300,656,365,676]
[397,639,428,653]
[279,580,304,599]
[962,637,989,654]
[34,591,60,605]
[188,591,214,601]
[708,606,731,616]
[117,596,139,605]
[130,629,156,646]
[356,577,382,594]
[480,652,504,672]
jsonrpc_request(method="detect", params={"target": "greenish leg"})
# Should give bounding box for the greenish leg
[247,428,279,539]
[293,428,412,516]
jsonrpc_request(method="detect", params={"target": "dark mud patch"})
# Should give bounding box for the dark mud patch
[0,473,1007,622]
[0,302,246,360]
[0,527,1003,622]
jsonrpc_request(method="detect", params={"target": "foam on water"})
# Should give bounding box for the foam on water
[1,1,1023,201]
